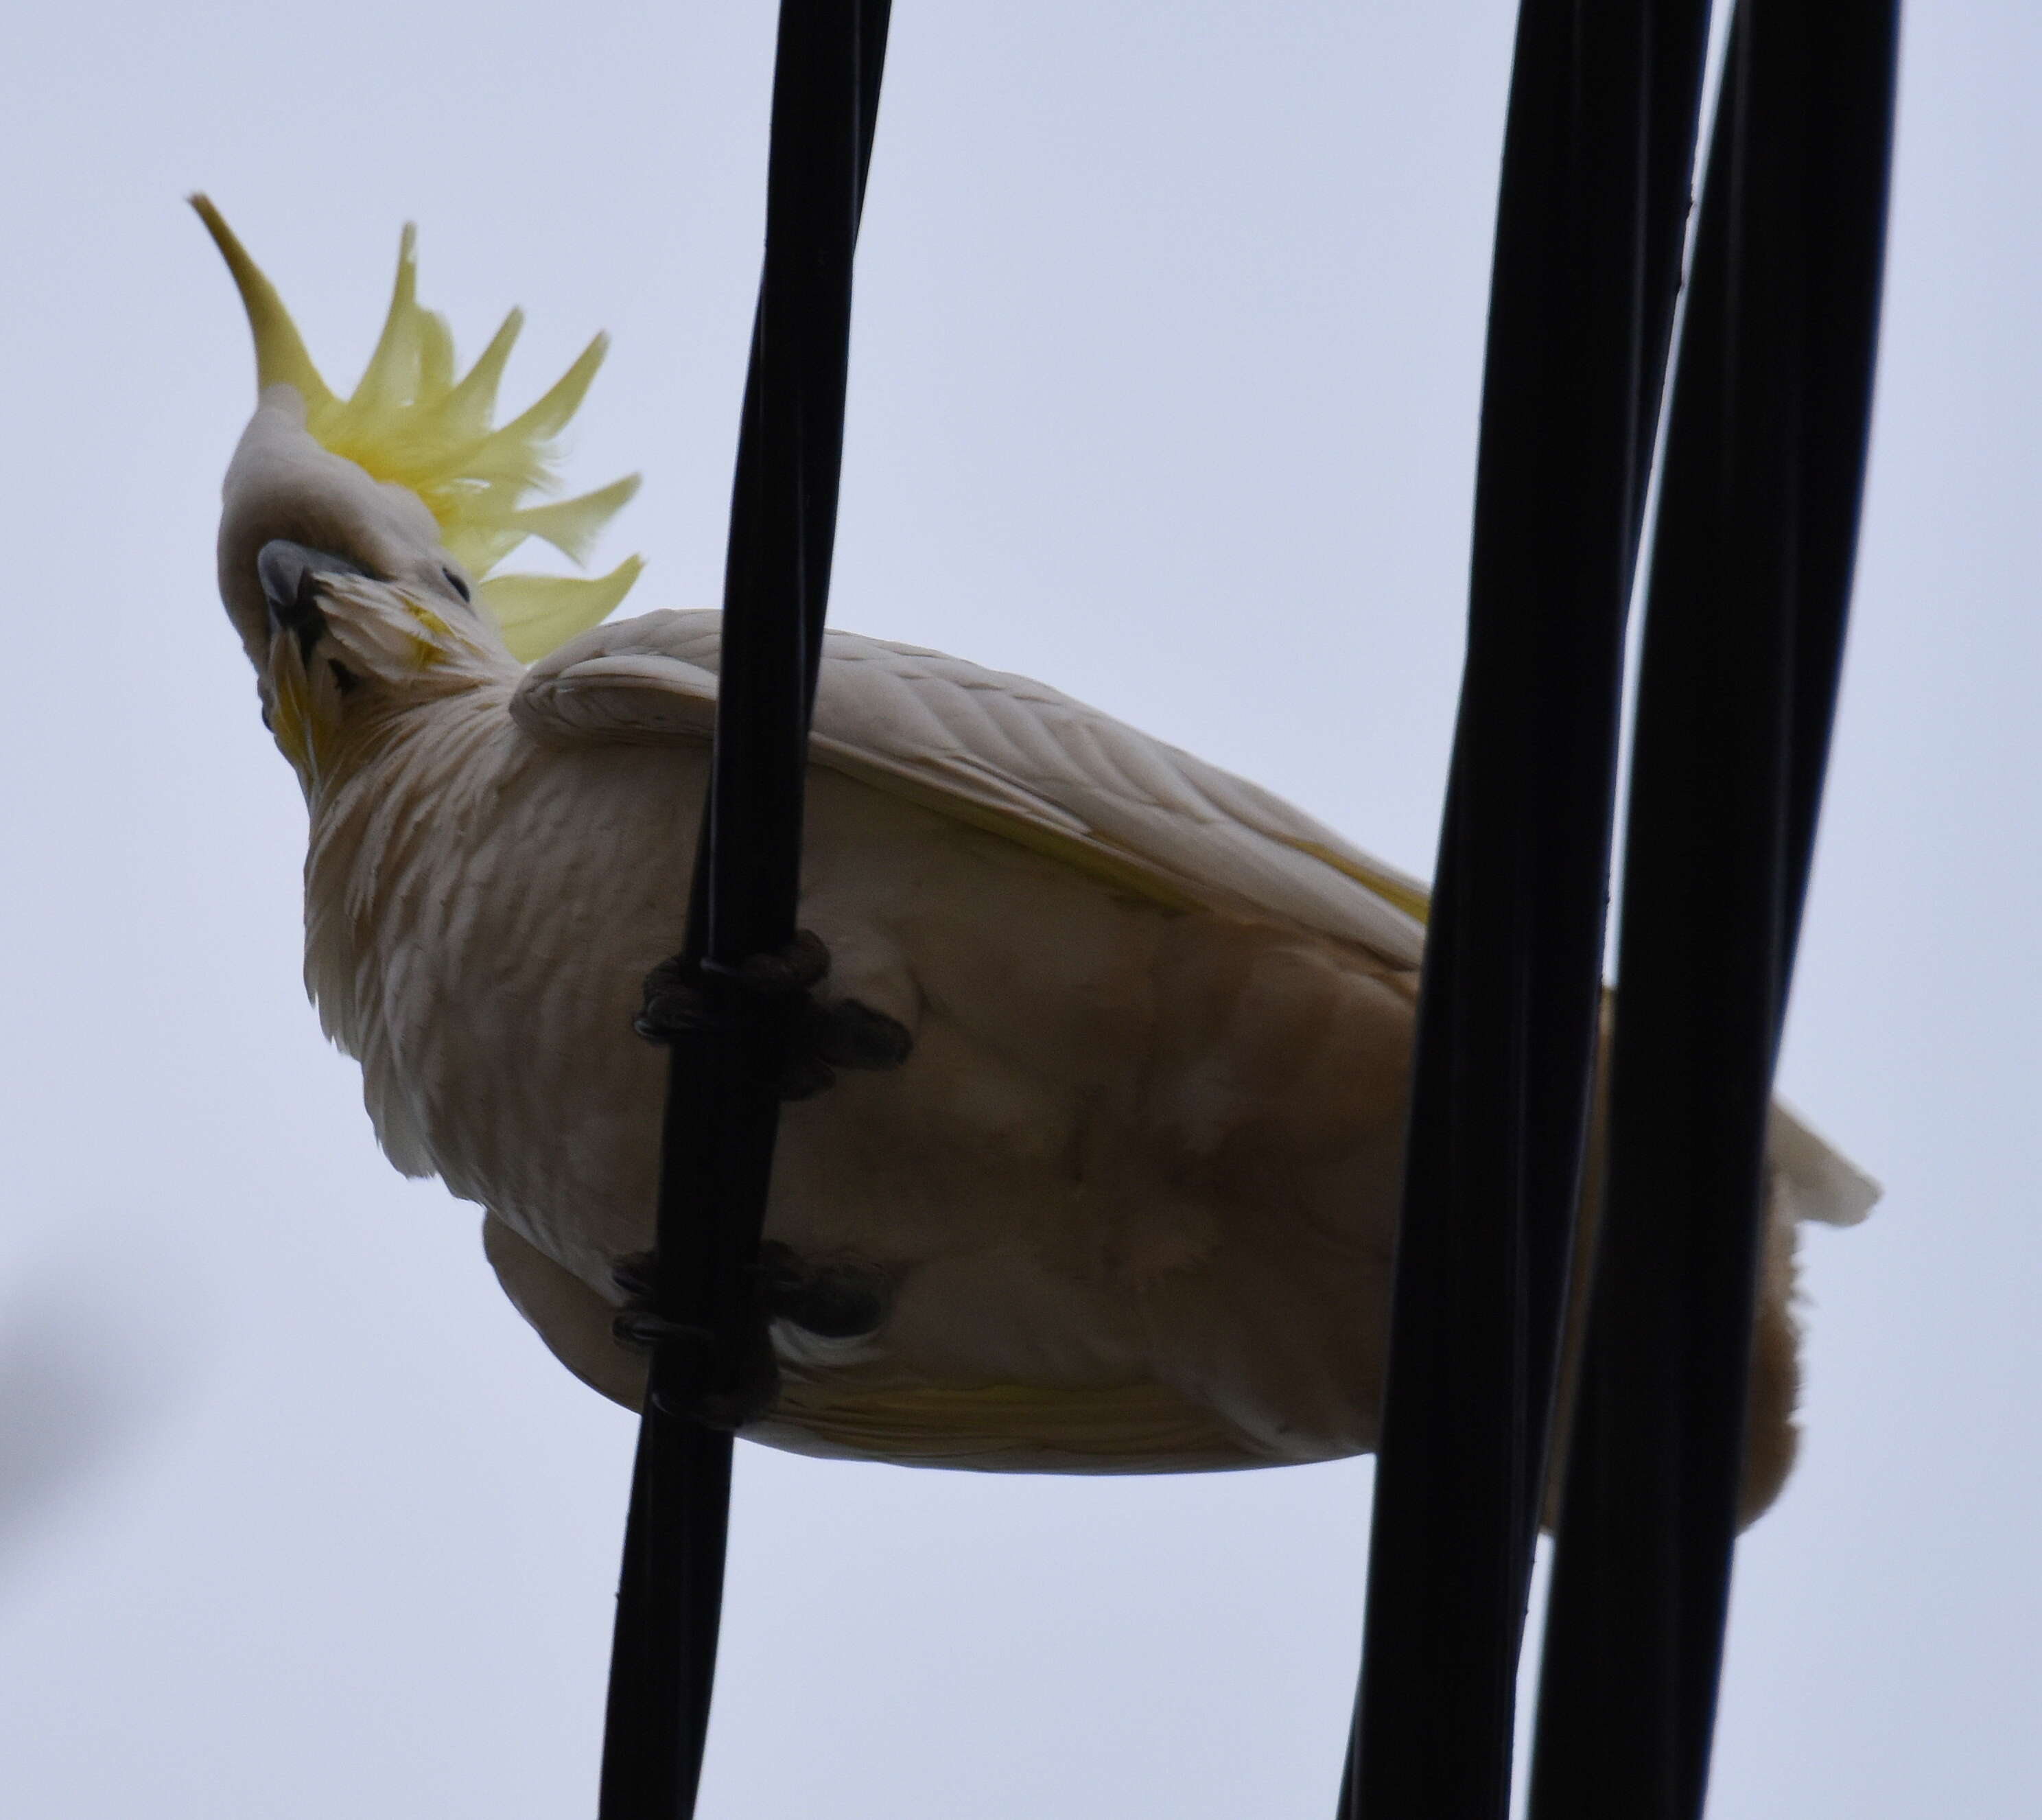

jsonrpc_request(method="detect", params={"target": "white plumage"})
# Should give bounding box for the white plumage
[200,204,1876,1520]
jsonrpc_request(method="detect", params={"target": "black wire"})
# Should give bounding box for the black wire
[1527,5,1898,1817]
[598,5,892,1817]
[1341,5,1713,1815]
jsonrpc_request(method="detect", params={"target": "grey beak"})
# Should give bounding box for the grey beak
[258,540,366,655]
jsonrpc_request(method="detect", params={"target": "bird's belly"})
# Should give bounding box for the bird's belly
[383,752,1416,1461]
[758,773,1416,1460]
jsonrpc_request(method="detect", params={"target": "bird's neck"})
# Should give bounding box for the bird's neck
[301,681,525,1051]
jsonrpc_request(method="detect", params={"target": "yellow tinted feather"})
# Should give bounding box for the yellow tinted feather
[191,196,642,657]
[480,557,648,663]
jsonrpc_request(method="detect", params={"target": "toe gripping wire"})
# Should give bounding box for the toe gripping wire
[596,5,894,1819]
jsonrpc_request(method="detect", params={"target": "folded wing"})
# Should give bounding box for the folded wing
[511,609,1878,1230]
[513,608,1429,970]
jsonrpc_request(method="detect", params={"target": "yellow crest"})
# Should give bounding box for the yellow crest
[192,196,642,663]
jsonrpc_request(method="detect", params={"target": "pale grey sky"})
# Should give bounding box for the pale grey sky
[1,3,2035,1815]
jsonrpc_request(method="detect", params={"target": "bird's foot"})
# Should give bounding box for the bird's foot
[607,1239,893,1426]
[756,1240,893,1340]
[633,931,913,1100]
[633,929,829,1038]
[615,1242,893,1341]
[609,1253,780,1430]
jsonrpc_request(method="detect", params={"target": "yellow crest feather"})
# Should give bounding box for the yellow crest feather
[192,196,642,662]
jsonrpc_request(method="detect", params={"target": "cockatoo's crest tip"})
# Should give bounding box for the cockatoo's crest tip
[194,197,639,657]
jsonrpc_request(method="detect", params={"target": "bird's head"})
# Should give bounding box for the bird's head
[194,196,643,789]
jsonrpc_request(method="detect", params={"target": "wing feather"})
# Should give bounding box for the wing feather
[518,608,1429,959]
[511,610,1880,1232]
[513,609,1428,963]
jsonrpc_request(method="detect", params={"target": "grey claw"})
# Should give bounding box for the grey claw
[784,1262,893,1340]
[757,1241,893,1340]
[635,932,836,1045]
[727,929,830,999]
[611,1309,714,1360]
[633,936,908,1090]
[810,999,915,1071]
[634,956,714,1045]
[611,1250,659,1302]
[610,1298,780,1429]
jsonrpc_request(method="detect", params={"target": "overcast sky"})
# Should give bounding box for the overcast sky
[1,3,2036,1815]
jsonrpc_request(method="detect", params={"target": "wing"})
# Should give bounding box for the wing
[513,609,1429,966]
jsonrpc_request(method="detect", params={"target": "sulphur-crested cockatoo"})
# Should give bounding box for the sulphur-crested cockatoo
[196,200,1877,1522]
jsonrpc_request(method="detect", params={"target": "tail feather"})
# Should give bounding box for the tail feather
[1768,1101,1881,1227]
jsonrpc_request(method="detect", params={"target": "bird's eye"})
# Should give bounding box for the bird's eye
[443,568,473,603]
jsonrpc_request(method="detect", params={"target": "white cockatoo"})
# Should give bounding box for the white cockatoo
[197,201,1877,1521]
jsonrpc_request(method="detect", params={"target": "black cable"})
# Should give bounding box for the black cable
[1342,5,1713,1815]
[1527,5,1898,1817]
[598,5,892,1816]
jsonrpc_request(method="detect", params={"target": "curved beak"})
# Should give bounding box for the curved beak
[258,539,365,655]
